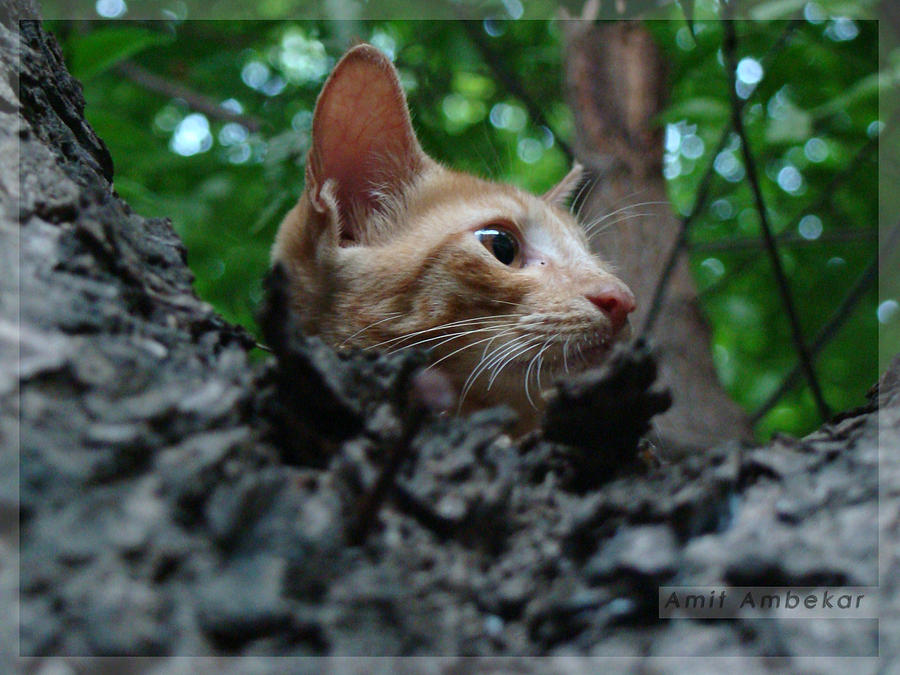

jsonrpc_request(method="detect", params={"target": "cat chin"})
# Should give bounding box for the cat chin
[576,324,632,367]
[456,339,617,401]
[538,329,630,374]
[444,328,628,396]
[445,337,626,435]
[569,341,615,370]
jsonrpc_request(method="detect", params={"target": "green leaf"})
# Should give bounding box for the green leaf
[69,26,173,81]
[658,97,730,125]
[765,101,812,144]
[748,0,807,21]
[453,71,496,99]
[677,0,696,39]
[750,0,879,19]
[250,190,293,234]
[808,68,890,120]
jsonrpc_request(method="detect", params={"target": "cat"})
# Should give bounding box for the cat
[271,44,635,432]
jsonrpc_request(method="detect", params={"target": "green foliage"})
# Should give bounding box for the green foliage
[48,14,886,440]
[648,17,880,437]
[68,25,174,80]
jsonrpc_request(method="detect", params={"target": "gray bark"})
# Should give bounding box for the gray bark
[2,8,896,671]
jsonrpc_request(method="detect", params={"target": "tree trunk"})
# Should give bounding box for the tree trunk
[2,7,895,667]
[562,20,753,452]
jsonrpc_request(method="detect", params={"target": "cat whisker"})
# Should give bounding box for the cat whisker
[523,353,539,409]
[364,314,520,351]
[461,335,541,408]
[618,199,669,210]
[573,172,602,221]
[535,338,555,393]
[403,325,522,364]
[575,185,652,221]
[478,322,518,363]
[446,328,528,388]
[483,335,544,394]
[586,213,657,240]
[385,323,522,356]
[476,316,545,364]
[458,338,525,410]
[484,298,529,309]
[486,335,541,389]
[491,339,543,401]
[584,199,667,220]
[584,211,660,238]
[387,331,481,358]
[583,201,668,237]
[524,336,555,409]
[477,121,505,178]
[481,334,534,379]
[339,312,404,348]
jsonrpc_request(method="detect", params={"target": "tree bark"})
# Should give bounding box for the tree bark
[561,20,753,452]
[2,8,895,667]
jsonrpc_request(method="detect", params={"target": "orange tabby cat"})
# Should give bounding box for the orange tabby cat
[272,44,635,431]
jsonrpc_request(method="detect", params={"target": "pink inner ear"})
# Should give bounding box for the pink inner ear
[308,45,426,242]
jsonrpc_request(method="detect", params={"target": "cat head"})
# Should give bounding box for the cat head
[272,44,635,430]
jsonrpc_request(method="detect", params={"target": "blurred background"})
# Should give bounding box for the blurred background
[46,1,889,440]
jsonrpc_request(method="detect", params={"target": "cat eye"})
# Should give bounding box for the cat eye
[474,227,521,267]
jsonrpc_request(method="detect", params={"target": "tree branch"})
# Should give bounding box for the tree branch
[639,15,804,339]
[639,127,730,337]
[722,17,830,421]
[457,19,573,163]
[696,131,879,299]
[749,218,896,423]
[116,60,264,132]
[692,227,877,252]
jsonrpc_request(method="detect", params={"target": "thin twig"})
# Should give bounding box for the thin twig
[345,442,410,545]
[640,16,803,338]
[722,17,830,421]
[345,396,431,545]
[696,133,879,298]
[639,127,731,337]
[749,217,897,422]
[820,133,879,194]
[750,259,875,422]
[692,227,877,252]
[116,60,264,132]
[766,16,805,57]
[457,20,574,163]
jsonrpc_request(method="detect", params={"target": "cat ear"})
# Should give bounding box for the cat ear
[541,162,585,208]
[306,44,428,243]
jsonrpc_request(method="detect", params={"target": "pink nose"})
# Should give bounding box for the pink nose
[586,284,636,330]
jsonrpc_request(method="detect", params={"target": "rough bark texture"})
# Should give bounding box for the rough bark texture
[562,20,754,452]
[2,9,897,672]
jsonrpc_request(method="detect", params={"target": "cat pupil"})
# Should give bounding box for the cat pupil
[476,228,518,266]
[492,233,516,265]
